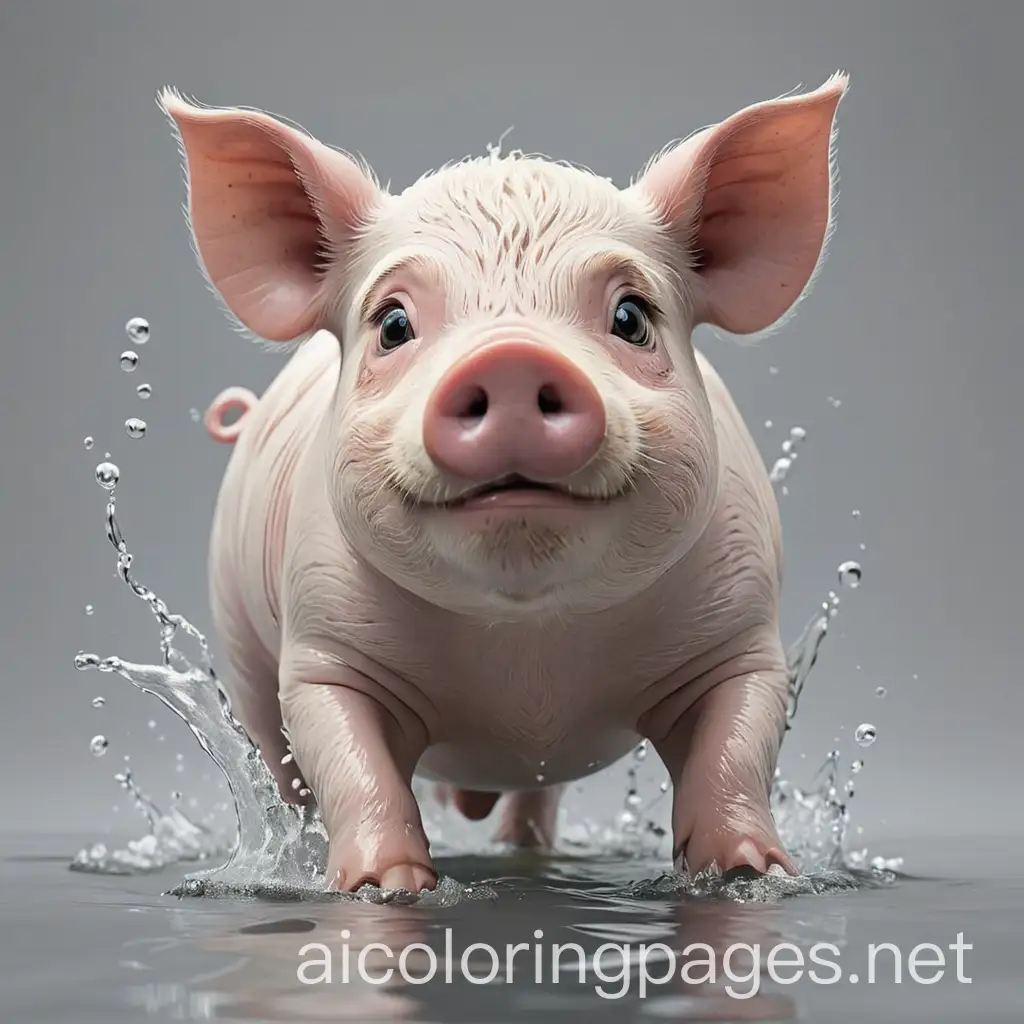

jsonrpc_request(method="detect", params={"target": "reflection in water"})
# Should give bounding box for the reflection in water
[112,854,881,1022]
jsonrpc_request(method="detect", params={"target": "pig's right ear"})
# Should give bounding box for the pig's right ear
[158,90,384,342]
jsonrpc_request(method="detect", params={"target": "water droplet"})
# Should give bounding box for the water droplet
[125,317,150,344]
[851,509,861,518]
[83,436,94,450]
[764,419,774,429]
[281,752,294,765]
[125,417,147,439]
[634,740,648,762]
[659,781,670,793]
[769,365,779,375]
[189,407,200,423]
[147,720,156,729]
[175,753,184,761]
[136,383,152,399]
[291,777,302,790]
[91,696,105,708]
[120,351,139,372]
[851,759,864,774]
[845,780,856,797]
[535,773,545,783]
[625,791,642,808]
[769,457,792,484]
[298,788,311,798]
[875,686,887,698]
[828,396,842,408]
[838,560,862,588]
[855,723,877,747]
[89,735,108,757]
[95,462,120,490]
[790,426,807,441]
[84,604,94,616]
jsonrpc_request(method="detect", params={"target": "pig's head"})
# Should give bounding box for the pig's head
[161,75,847,617]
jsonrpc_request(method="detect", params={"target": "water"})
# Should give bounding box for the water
[855,724,877,748]
[5,832,1020,1023]
[125,316,151,344]
[95,461,120,490]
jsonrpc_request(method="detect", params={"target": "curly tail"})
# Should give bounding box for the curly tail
[204,386,258,444]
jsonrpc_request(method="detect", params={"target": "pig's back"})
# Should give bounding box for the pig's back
[208,332,340,671]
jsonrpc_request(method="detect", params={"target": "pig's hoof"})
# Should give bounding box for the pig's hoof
[329,861,437,895]
[676,828,798,879]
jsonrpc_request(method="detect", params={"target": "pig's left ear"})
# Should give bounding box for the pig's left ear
[631,73,849,336]
[158,90,385,342]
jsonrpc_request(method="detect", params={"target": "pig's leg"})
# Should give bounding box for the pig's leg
[279,665,435,893]
[493,786,565,848]
[434,785,503,821]
[647,646,797,877]
[209,592,310,803]
[434,785,561,848]
[224,658,310,803]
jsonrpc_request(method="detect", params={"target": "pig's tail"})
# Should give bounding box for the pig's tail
[204,386,258,444]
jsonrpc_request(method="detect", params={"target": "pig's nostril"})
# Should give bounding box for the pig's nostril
[461,387,488,420]
[537,384,563,416]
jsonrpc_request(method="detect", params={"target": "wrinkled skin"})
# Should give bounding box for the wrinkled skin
[162,73,849,892]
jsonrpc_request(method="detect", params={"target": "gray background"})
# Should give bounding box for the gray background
[1,0,1020,849]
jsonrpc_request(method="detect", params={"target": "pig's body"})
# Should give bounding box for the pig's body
[164,72,847,891]
[209,331,781,797]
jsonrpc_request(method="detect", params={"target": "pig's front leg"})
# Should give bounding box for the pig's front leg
[644,633,798,878]
[279,650,436,893]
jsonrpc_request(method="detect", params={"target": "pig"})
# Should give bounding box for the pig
[159,73,848,893]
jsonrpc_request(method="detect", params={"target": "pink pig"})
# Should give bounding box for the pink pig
[160,73,848,893]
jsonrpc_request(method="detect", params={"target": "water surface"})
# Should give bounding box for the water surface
[3,831,1019,1022]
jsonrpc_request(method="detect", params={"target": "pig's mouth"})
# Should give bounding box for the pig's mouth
[417,474,621,510]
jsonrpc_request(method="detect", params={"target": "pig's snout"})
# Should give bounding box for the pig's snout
[422,341,606,483]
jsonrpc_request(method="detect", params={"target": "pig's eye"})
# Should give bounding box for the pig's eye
[377,305,415,352]
[611,297,652,347]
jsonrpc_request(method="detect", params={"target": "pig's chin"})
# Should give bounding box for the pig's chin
[411,482,627,610]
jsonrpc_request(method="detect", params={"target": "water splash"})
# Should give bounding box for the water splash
[71,767,223,875]
[74,490,330,893]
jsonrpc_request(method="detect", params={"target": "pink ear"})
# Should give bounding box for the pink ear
[158,90,383,342]
[634,73,849,336]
